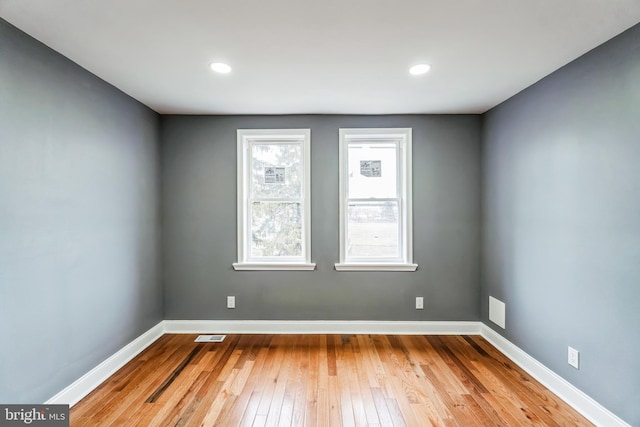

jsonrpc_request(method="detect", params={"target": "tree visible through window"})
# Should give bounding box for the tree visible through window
[234,129,314,270]
[250,143,302,257]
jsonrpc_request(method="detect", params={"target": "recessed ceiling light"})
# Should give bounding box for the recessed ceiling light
[210,62,232,74]
[409,63,431,76]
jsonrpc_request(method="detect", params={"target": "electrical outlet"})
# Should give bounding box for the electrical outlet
[415,297,424,310]
[568,346,579,369]
[227,296,236,309]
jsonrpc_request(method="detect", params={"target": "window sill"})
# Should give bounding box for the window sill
[334,263,418,272]
[233,262,317,271]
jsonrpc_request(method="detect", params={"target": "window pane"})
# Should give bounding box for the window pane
[251,202,302,257]
[347,201,399,259]
[347,143,397,199]
[252,143,302,199]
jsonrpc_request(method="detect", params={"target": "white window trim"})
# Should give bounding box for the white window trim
[234,129,315,271]
[232,262,316,271]
[335,128,417,272]
[334,263,418,272]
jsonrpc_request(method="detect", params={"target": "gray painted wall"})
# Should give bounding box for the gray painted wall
[0,19,162,403]
[481,23,640,425]
[161,115,481,321]
[4,9,636,422]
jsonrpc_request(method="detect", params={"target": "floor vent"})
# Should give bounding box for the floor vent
[195,335,226,343]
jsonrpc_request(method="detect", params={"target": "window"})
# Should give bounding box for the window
[233,129,315,270]
[336,128,417,271]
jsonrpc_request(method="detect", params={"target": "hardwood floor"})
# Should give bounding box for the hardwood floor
[70,334,593,426]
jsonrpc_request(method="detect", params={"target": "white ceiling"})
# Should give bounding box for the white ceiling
[2,1,640,115]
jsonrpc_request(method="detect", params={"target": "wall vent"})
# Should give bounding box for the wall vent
[195,335,226,343]
[489,296,506,329]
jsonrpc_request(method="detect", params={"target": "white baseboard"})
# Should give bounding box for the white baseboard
[161,319,482,335]
[480,325,630,427]
[45,321,164,407]
[44,319,630,427]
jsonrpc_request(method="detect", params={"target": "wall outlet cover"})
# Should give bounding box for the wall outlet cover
[568,346,580,369]
[227,296,236,309]
[416,297,424,310]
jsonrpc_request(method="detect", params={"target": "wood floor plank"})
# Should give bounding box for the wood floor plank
[355,335,381,389]
[264,335,297,427]
[409,402,441,427]
[147,361,208,426]
[237,336,277,426]
[251,335,287,424]
[328,375,344,426]
[466,336,588,427]
[168,370,210,427]
[70,335,181,423]
[336,360,356,427]
[344,342,367,427]
[401,337,462,425]
[223,338,271,425]
[172,336,241,426]
[352,336,382,425]
[383,376,418,426]
[370,387,396,426]
[303,335,319,427]
[70,334,594,426]
[74,337,195,426]
[422,336,476,396]
[291,335,311,427]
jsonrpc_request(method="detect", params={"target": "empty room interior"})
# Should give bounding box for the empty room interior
[1,1,639,426]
